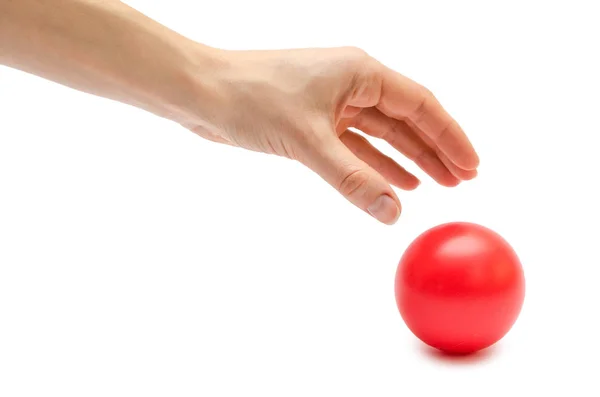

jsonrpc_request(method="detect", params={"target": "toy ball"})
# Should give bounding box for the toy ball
[395,222,525,354]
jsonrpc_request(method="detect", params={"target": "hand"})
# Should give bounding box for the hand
[181,47,480,224]
[0,0,478,225]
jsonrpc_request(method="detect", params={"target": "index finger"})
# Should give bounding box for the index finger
[374,64,479,170]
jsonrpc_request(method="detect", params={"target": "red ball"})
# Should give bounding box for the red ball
[395,222,525,354]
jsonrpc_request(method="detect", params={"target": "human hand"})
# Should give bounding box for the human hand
[181,47,479,224]
[0,0,477,225]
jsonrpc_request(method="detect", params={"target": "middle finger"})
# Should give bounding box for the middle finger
[352,107,460,187]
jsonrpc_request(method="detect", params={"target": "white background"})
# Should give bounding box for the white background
[1,1,599,395]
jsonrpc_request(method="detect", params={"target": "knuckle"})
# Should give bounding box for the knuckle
[411,88,433,122]
[336,46,374,73]
[420,85,434,97]
[351,70,383,107]
[384,121,402,142]
[341,46,370,60]
[412,147,429,163]
[435,119,454,141]
[338,168,371,198]
[342,54,382,108]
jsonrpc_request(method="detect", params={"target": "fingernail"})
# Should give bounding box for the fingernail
[367,195,400,225]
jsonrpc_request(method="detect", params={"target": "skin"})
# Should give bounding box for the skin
[0,0,479,225]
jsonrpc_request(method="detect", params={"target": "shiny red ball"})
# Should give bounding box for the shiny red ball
[395,222,525,354]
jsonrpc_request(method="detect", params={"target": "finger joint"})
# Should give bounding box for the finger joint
[339,168,370,199]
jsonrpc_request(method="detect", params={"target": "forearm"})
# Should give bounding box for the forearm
[0,0,220,121]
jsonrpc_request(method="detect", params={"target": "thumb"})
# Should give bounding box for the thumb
[301,134,401,225]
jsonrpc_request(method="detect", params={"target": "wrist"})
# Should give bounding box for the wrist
[134,41,228,124]
[163,44,236,130]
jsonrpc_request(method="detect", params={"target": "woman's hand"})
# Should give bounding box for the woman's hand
[182,47,479,224]
[0,0,478,225]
